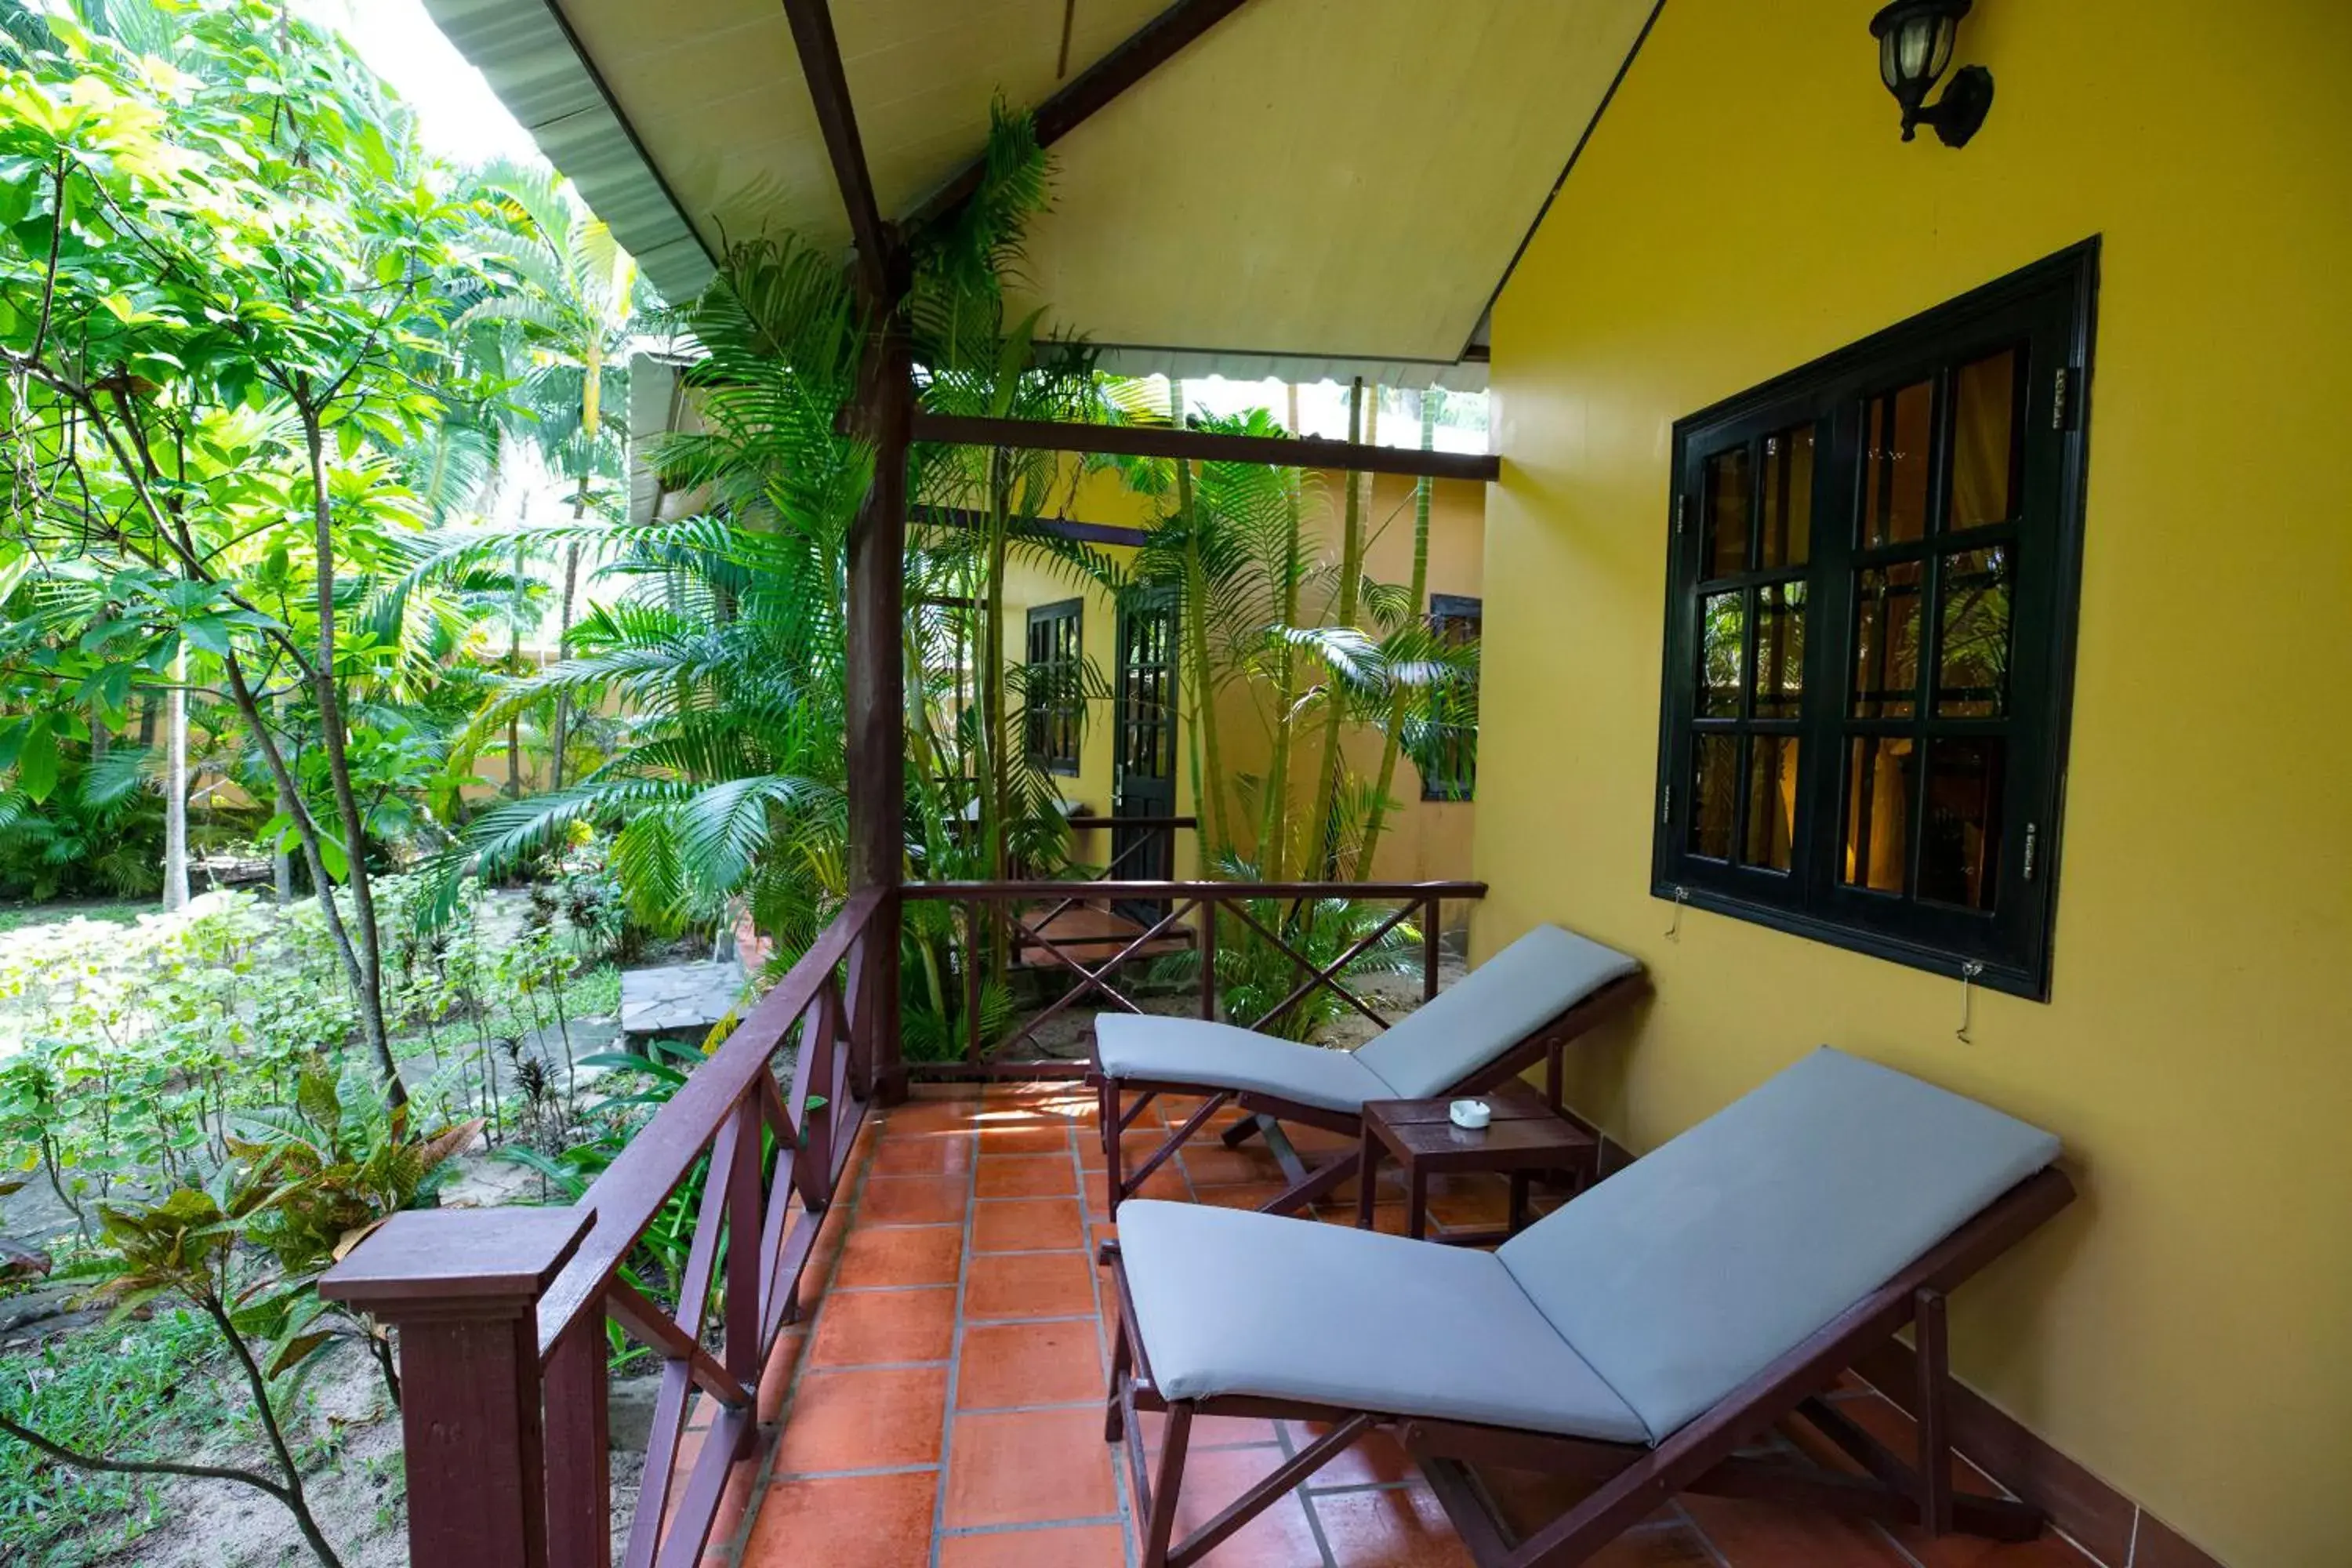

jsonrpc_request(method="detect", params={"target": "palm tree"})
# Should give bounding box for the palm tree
[458,162,639,794]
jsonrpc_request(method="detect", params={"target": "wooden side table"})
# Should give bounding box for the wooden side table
[1357,1081,1598,1244]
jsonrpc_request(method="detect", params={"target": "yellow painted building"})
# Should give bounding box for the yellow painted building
[994,463,1487,896]
[1474,4,2352,1566]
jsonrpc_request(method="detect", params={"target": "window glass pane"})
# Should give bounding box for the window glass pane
[1703,447,1751,579]
[1951,348,2020,529]
[1698,591,1744,717]
[1690,734,1738,859]
[1851,561,1922,717]
[1936,546,2012,717]
[1919,738,2005,909]
[1751,582,1806,719]
[1759,424,1813,568]
[1861,379,1933,547]
[1740,735,1800,872]
[1842,735,1914,892]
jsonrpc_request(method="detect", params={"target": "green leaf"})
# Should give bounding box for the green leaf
[267,1329,336,1380]
[16,717,58,802]
[181,615,233,655]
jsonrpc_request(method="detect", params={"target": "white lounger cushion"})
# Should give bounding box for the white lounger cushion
[1094,923,1639,1109]
[1116,1047,2060,1448]
[1094,1016,1392,1112]
[1353,925,1642,1099]
[1498,1047,2062,1442]
[1116,1199,1649,1443]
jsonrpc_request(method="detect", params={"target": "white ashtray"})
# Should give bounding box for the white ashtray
[1448,1098,1492,1131]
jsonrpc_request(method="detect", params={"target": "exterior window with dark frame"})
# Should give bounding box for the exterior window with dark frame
[1653,242,2097,1000]
[1023,598,1083,775]
[1420,593,1481,802]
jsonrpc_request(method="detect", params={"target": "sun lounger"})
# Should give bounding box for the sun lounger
[1090,923,1646,1216]
[1099,1047,2074,1566]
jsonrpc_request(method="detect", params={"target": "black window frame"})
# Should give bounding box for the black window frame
[1421,593,1481,802]
[1651,240,2098,1000]
[1023,597,1084,776]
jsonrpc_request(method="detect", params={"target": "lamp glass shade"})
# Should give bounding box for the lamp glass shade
[1873,1,1968,99]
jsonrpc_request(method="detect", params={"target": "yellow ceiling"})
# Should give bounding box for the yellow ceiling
[431,0,1658,372]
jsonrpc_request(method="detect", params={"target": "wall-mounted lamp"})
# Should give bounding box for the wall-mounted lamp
[1870,0,1994,147]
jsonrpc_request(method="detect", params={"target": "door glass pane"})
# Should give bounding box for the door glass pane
[1861,379,1933,547]
[1842,735,1914,892]
[1740,735,1800,872]
[1698,591,1744,717]
[1919,738,2005,909]
[1702,447,1751,579]
[1690,734,1737,860]
[1759,424,1813,568]
[1936,546,2012,717]
[1951,348,2020,529]
[1851,561,1922,717]
[1751,582,1806,718]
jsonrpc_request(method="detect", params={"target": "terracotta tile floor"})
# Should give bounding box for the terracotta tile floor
[683,1084,2103,1568]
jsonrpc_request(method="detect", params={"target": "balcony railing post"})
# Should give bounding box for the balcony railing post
[1423,895,1441,1004]
[543,1311,612,1568]
[321,1208,593,1568]
[1197,898,1218,1019]
[724,1092,766,1458]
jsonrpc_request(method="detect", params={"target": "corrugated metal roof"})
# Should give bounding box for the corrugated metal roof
[424,0,1647,383]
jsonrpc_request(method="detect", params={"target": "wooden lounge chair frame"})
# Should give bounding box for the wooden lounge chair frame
[1098,1165,2074,1568]
[1090,973,1649,1218]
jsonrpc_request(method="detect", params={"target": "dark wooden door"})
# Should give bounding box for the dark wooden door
[1112,590,1179,920]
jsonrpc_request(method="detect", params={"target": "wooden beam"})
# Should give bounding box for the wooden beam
[909,411,1500,482]
[779,0,892,303]
[901,0,1253,235]
[913,503,1152,549]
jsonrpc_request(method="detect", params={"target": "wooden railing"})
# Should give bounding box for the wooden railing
[905,878,1486,1073]
[320,890,890,1568]
[321,874,1483,1566]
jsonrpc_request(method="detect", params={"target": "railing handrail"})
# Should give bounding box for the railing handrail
[532,887,885,1356]
[904,878,1488,900]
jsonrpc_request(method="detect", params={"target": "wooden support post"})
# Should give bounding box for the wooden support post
[543,1312,612,1568]
[846,278,911,1102]
[320,1209,591,1568]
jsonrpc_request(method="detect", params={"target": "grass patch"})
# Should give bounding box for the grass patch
[0,899,149,937]
[0,1308,249,1566]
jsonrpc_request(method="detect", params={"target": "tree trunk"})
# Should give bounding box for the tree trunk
[1308,379,1370,881]
[547,534,582,791]
[1171,379,1228,863]
[1264,388,1305,879]
[506,541,524,799]
[162,642,190,911]
[223,650,398,1102]
[982,448,1011,893]
[296,394,400,1109]
[1358,390,1437,878]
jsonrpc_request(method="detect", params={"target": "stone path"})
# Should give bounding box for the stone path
[621,960,753,1046]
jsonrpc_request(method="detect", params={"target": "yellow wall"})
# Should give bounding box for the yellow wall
[1211,469,1487,905]
[990,467,1207,880]
[1475,4,2351,1565]
[1000,463,1487,893]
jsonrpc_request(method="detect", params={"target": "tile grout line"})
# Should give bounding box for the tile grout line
[924,1101,983,1568]
[715,1097,885,1566]
[1272,1414,1342,1568]
[1092,1087,1142,1568]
